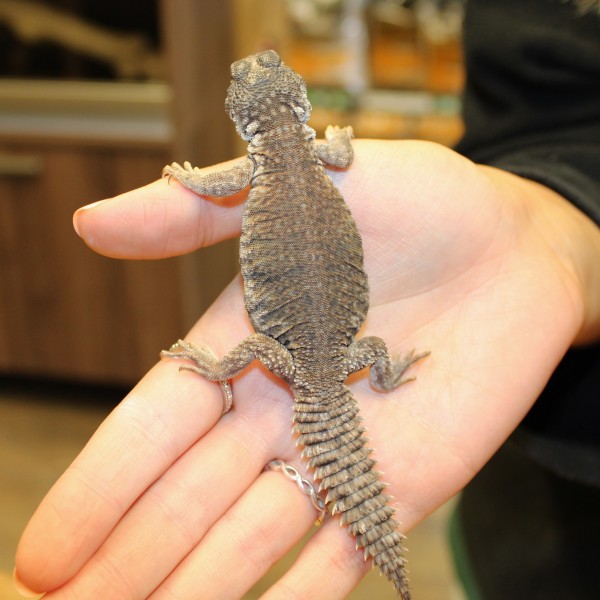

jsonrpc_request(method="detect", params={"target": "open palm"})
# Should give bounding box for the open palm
[16,140,594,599]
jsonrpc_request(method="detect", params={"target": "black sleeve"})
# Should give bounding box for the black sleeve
[456,0,600,223]
[455,0,600,486]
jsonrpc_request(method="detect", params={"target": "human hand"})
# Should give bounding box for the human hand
[15,140,600,599]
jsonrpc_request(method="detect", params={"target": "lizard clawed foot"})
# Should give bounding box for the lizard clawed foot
[161,340,234,413]
[316,125,355,168]
[325,124,354,142]
[388,349,430,388]
[162,161,201,184]
[370,348,430,392]
[160,339,219,371]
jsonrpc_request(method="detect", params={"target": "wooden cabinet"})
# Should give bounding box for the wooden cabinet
[0,87,237,383]
[0,140,183,383]
[0,2,239,384]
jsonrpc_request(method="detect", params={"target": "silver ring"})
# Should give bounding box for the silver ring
[266,459,327,525]
[219,380,234,414]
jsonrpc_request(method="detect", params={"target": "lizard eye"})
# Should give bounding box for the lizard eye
[231,59,250,81]
[256,50,281,68]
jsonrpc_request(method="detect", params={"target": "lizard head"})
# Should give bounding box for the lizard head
[225,50,312,141]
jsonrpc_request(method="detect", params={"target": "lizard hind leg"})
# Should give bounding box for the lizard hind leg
[348,336,429,392]
[161,334,295,388]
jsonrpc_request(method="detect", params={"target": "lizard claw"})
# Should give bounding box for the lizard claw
[368,348,430,392]
[162,161,181,178]
[160,339,234,414]
[388,349,430,388]
[160,339,218,365]
[162,161,200,183]
[183,161,200,173]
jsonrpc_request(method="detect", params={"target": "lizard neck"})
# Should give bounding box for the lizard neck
[247,105,317,165]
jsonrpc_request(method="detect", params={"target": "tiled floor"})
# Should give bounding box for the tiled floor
[0,379,465,600]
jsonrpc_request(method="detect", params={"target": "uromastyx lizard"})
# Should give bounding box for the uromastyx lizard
[161,50,428,598]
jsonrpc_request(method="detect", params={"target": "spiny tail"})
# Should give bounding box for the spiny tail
[293,387,411,599]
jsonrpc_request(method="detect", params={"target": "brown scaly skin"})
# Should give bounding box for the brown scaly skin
[161,50,428,598]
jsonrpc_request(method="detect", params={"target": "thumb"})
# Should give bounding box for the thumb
[73,170,246,260]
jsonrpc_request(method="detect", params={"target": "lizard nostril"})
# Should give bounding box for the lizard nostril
[256,49,281,68]
[231,59,250,81]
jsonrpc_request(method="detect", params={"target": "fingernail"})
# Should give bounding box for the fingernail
[72,212,82,237]
[13,568,42,598]
[73,200,106,236]
[78,199,107,211]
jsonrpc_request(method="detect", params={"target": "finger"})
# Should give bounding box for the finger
[261,516,370,600]
[14,363,224,594]
[40,400,291,600]
[14,281,249,593]
[73,160,247,259]
[150,468,319,600]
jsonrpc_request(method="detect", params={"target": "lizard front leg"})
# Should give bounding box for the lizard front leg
[163,156,254,197]
[314,125,354,168]
[348,336,429,392]
[161,334,295,389]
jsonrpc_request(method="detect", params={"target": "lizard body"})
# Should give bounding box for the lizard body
[162,50,427,598]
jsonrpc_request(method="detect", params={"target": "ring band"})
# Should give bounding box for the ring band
[219,380,234,414]
[266,459,327,525]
